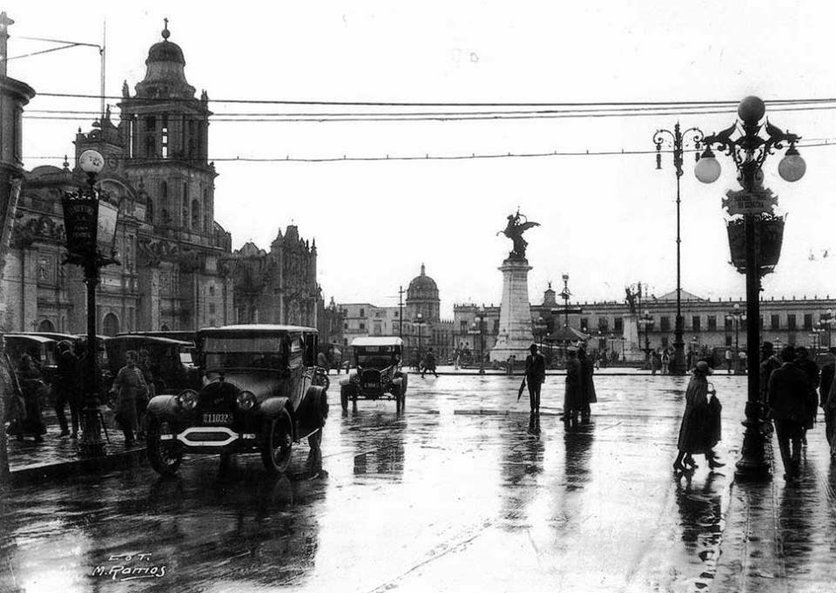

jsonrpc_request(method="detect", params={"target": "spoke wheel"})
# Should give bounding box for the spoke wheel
[261,410,293,474]
[147,418,183,476]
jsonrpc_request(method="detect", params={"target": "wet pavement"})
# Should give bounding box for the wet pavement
[0,374,833,592]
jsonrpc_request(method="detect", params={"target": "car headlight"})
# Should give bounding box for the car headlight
[236,390,256,411]
[177,389,198,410]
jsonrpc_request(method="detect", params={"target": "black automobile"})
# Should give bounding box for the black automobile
[105,335,199,394]
[145,325,329,476]
[339,337,408,411]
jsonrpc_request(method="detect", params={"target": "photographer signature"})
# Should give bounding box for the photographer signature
[91,553,167,581]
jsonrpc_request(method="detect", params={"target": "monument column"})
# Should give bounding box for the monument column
[490,257,535,362]
[489,210,539,363]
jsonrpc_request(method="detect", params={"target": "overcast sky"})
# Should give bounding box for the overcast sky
[6,1,836,317]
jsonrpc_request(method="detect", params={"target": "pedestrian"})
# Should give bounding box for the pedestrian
[725,349,733,374]
[768,345,814,482]
[578,344,597,423]
[563,346,583,427]
[110,350,148,448]
[524,344,546,431]
[136,349,155,440]
[317,348,329,371]
[825,372,836,456]
[54,340,81,439]
[421,348,438,378]
[739,349,748,374]
[759,342,782,407]
[794,346,820,446]
[820,347,836,447]
[506,354,515,375]
[661,350,670,375]
[14,354,47,442]
[673,361,724,472]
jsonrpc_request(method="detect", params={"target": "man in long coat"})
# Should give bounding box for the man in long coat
[524,344,546,430]
[768,346,813,481]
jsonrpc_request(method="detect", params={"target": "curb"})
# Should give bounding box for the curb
[9,447,147,487]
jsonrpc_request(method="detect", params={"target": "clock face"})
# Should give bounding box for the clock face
[79,150,105,173]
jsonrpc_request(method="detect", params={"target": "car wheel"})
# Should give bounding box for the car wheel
[340,385,351,412]
[146,417,183,477]
[261,409,293,474]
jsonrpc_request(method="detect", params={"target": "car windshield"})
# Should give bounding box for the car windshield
[355,346,399,369]
[202,335,287,370]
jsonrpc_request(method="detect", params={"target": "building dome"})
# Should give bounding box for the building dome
[407,263,438,300]
[135,21,195,98]
[146,38,185,66]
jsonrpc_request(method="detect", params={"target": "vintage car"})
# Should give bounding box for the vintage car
[105,335,199,394]
[339,337,407,411]
[145,325,329,476]
[3,334,60,388]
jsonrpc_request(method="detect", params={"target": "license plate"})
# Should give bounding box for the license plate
[364,383,378,389]
[203,413,231,424]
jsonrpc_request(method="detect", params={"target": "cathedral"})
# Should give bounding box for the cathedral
[3,24,233,334]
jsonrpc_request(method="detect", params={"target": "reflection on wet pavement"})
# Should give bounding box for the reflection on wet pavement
[1,374,829,592]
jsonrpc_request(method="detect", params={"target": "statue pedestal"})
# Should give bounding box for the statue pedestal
[622,314,645,362]
[490,257,534,363]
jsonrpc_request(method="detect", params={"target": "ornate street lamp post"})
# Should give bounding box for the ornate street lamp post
[654,123,704,376]
[820,309,834,349]
[726,303,746,374]
[414,312,425,363]
[61,149,120,457]
[696,96,806,481]
[638,310,655,363]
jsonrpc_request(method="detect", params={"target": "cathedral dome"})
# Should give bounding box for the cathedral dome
[147,38,185,66]
[135,21,195,98]
[407,264,439,300]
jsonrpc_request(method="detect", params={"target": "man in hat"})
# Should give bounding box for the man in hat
[524,344,546,430]
[768,345,812,481]
[759,342,782,409]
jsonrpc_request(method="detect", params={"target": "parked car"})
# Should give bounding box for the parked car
[3,334,60,389]
[145,324,329,476]
[339,337,408,411]
[105,335,199,394]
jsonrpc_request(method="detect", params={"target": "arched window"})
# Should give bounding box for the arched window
[102,313,120,337]
[37,319,55,332]
[146,198,154,223]
[191,199,200,229]
[160,180,168,200]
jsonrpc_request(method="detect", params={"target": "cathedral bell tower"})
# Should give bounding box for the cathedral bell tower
[117,20,216,242]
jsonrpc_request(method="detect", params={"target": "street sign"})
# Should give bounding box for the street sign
[722,186,778,216]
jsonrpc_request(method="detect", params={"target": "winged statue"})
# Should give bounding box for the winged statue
[497,209,540,259]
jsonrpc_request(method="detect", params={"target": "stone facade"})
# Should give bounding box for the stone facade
[490,257,535,362]
[1,24,234,335]
[229,226,320,328]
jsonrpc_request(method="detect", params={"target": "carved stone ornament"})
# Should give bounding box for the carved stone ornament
[12,214,66,249]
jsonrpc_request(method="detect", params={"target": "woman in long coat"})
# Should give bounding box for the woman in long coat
[564,347,583,427]
[578,346,597,422]
[15,354,47,442]
[111,350,148,447]
[674,361,724,471]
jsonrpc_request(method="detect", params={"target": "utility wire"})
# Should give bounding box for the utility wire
[22,139,836,165]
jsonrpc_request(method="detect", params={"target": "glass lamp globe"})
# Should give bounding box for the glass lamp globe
[738,96,766,124]
[695,154,721,184]
[778,148,806,182]
[78,150,105,174]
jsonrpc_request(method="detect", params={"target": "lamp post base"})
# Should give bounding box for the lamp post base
[79,405,106,458]
[734,402,772,482]
[671,336,687,375]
